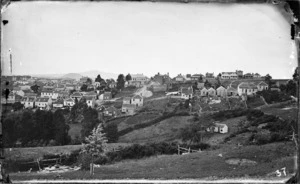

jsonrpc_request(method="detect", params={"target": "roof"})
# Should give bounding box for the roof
[131,74,147,78]
[106,106,118,112]
[216,86,226,90]
[122,104,136,109]
[133,94,143,99]
[191,74,203,78]
[123,97,132,101]
[64,98,74,102]
[207,87,216,91]
[181,87,193,95]
[36,97,50,102]
[214,123,227,128]
[41,89,53,93]
[71,92,83,97]
[244,73,253,76]
[85,96,95,101]
[238,82,258,89]
[227,87,237,92]
[257,81,268,86]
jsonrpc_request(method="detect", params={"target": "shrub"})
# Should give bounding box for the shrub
[94,155,109,165]
[77,153,93,170]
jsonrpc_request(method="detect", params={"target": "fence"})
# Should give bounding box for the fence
[177,145,202,155]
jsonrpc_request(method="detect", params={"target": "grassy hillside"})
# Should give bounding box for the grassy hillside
[10,142,295,180]
[118,116,194,143]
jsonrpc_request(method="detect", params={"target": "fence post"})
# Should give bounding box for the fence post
[36,159,41,171]
[177,145,180,155]
[188,147,190,153]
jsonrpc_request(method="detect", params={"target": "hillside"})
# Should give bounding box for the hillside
[61,73,82,80]
[118,116,194,143]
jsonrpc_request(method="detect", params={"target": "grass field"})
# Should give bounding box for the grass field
[260,103,298,122]
[10,142,296,180]
[118,116,194,143]
[117,112,160,131]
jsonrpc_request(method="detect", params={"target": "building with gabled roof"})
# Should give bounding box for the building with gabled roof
[256,81,268,91]
[64,98,75,107]
[70,92,83,101]
[216,86,227,97]
[85,96,96,108]
[237,82,258,96]
[103,92,112,101]
[181,86,193,99]
[131,94,143,107]
[35,97,52,109]
[104,106,121,117]
[121,104,136,115]
[227,86,238,96]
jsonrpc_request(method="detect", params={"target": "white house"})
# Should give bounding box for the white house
[41,90,53,98]
[221,72,238,80]
[200,88,208,96]
[21,97,35,108]
[181,87,193,99]
[216,86,227,98]
[130,74,148,86]
[35,97,52,109]
[64,98,75,107]
[131,94,143,107]
[53,100,64,108]
[207,122,228,134]
[207,87,216,97]
[237,82,258,96]
[227,86,238,96]
[257,81,268,91]
[85,96,95,108]
[121,104,136,115]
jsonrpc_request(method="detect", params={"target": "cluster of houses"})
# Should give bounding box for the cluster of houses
[166,81,269,100]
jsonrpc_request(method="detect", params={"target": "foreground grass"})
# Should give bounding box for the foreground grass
[10,142,296,180]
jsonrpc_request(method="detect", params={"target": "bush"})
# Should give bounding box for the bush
[94,155,109,165]
[77,153,93,170]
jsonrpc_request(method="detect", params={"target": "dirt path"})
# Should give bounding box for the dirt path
[134,81,153,98]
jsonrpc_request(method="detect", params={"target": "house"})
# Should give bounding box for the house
[55,84,65,91]
[52,91,59,100]
[93,82,101,88]
[131,74,148,84]
[41,89,53,98]
[104,106,121,117]
[1,94,15,104]
[121,104,136,115]
[236,70,243,78]
[64,98,75,107]
[84,91,97,98]
[185,74,192,81]
[53,100,64,108]
[21,97,35,108]
[216,86,227,97]
[57,91,70,99]
[131,95,143,107]
[221,72,238,80]
[271,79,291,87]
[257,81,268,91]
[129,81,143,88]
[237,82,258,96]
[227,86,238,96]
[197,82,205,89]
[103,92,112,101]
[153,72,171,85]
[200,88,208,96]
[207,87,216,97]
[181,87,193,99]
[123,97,132,104]
[244,73,253,79]
[253,73,261,78]
[205,72,214,79]
[35,97,52,109]
[19,85,31,90]
[70,92,83,102]
[191,74,204,81]
[270,87,281,92]
[14,88,25,97]
[109,82,117,88]
[150,82,167,92]
[174,74,185,82]
[207,122,228,134]
[85,96,95,108]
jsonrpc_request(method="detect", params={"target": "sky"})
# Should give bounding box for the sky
[1,1,297,79]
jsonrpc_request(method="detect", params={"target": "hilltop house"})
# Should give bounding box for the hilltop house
[257,81,268,91]
[129,74,148,87]
[191,74,204,81]
[236,70,243,78]
[123,97,132,104]
[181,87,193,99]
[253,73,261,78]
[244,73,253,79]
[185,74,192,81]
[122,95,143,114]
[216,86,227,97]
[237,82,258,96]
[174,74,185,82]
[221,72,238,80]
[205,72,214,79]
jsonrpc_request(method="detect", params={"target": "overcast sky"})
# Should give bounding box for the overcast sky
[1,1,297,79]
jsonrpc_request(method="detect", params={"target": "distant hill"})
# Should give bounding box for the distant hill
[79,70,118,80]
[61,73,82,80]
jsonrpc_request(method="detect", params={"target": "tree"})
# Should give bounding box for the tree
[286,80,297,96]
[198,75,203,82]
[81,123,108,173]
[86,78,93,85]
[53,109,71,145]
[81,84,88,91]
[95,75,102,83]
[81,107,101,140]
[293,67,299,82]
[12,102,24,111]
[31,84,40,93]
[116,74,125,90]
[192,82,198,92]
[125,74,132,82]
[265,74,272,88]
[204,80,211,88]
[103,123,118,143]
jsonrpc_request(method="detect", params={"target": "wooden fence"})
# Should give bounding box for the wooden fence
[177,145,202,155]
